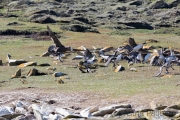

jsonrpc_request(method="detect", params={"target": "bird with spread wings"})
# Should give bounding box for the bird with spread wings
[47,25,72,62]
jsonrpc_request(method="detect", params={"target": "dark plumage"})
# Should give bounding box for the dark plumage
[47,26,73,61]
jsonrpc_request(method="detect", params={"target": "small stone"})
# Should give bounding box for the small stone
[52,72,67,77]
[0,60,3,65]
[11,69,21,79]
[18,62,37,68]
[27,68,47,76]
[114,65,125,72]
[40,51,50,57]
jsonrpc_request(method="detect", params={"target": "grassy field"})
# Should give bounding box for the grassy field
[0,16,180,107]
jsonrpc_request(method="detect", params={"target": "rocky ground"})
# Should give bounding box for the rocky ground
[0,88,180,119]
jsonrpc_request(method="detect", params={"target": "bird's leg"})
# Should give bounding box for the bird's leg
[155,65,164,77]
[57,53,63,62]
[113,62,116,68]
[86,67,91,73]
[171,66,175,70]
[165,68,169,74]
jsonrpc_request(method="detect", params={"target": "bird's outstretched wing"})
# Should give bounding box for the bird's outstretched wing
[47,25,64,47]
[84,49,93,60]
[128,37,137,48]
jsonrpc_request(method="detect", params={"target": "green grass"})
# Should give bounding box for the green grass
[0,16,180,104]
[0,37,180,99]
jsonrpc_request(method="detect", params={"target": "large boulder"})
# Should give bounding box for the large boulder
[117,21,153,30]
[29,15,56,24]
[147,0,169,9]
[61,24,99,33]
[168,0,180,8]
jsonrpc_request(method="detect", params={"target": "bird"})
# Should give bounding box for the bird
[47,25,73,62]
[77,48,97,73]
[155,49,179,77]
[155,61,175,77]
[104,51,123,68]
[6,54,27,66]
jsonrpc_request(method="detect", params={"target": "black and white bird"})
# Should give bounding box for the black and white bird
[78,49,97,73]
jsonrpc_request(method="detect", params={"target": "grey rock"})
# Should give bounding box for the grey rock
[117,21,153,30]
[168,104,180,110]
[33,109,43,120]
[80,106,98,117]
[147,0,169,9]
[48,114,62,120]
[1,113,24,120]
[99,104,131,111]
[168,0,180,8]
[144,111,171,120]
[0,106,12,116]
[162,108,179,117]
[40,103,55,116]
[55,108,74,117]
[92,108,115,117]
[112,108,134,116]
[15,107,26,114]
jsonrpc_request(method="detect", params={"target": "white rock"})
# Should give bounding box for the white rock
[33,109,43,120]
[92,108,115,117]
[80,106,99,117]
[31,104,41,112]
[0,106,12,116]
[99,104,131,110]
[40,103,55,116]
[55,108,73,117]
[49,114,62,120]
[16,101,23,107]
[15,107,26,114]
[4,106,14,114]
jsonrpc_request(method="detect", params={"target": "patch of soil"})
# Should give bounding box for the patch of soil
[0,88,180,110]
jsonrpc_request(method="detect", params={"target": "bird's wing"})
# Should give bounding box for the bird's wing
[128,38,137,47]
[84,49,93,60]
[47,25,63,47]
[105,56,113,66]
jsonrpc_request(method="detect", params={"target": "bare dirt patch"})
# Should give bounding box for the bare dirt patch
[1,88,180,110]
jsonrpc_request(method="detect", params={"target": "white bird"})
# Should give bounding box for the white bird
[7,54,27,66]
[136,53,143,63]
[157,54,165,65]
[131,44,143,53]
[143,53,151,63]
[155,61,174,77]
[72,55,84,60]
[105,53,122,68]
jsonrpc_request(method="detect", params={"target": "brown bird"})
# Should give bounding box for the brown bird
[47,26,73,62]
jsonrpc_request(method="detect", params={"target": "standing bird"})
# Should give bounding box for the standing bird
[155,49,178,76]
[47,26,73,62]
[78,49,97,73]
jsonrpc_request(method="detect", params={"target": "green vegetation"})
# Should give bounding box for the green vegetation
[0,22,180,100]
[0,0,180,104]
